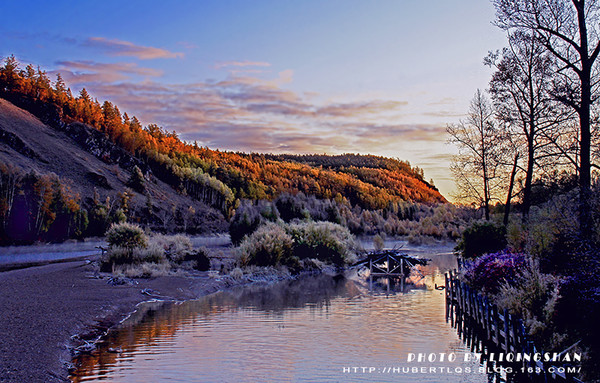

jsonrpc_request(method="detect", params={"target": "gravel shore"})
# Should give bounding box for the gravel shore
[0,260,235,383]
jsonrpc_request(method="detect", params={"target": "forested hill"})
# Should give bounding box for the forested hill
[0,56,445,242]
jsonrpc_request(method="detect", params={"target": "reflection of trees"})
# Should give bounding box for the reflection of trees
[71,274,360,380]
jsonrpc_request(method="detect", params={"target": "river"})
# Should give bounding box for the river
[70,246,490,383]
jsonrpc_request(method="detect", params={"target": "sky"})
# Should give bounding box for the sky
[1,0,508,198]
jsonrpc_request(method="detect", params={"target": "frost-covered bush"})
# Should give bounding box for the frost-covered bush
[238,222,294,267]
[286,221,356,266]
[106,222,148,250]
[229,267,244,281]
[102,230,206,273]
[114,262,171,278]
[373,234,385,251]
[150,234,192,262]
[495,260,560,343]
[101,246,132,269]
[102,223,149,270]
[462,251,527,295]
[237,220,357,269]
[132,242,166,264]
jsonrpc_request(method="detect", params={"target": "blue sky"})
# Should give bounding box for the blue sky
[1,0,508,198]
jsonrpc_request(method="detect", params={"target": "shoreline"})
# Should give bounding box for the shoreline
[0,257,291,383]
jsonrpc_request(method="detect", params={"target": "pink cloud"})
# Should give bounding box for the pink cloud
[52,60,162,85]
[84,37,184,59]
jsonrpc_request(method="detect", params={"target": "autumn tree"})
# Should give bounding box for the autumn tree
[447,90,506,220]
[494,0,600,236]
[0,55,20,93]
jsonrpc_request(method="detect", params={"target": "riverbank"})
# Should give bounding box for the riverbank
[0,258,285,383]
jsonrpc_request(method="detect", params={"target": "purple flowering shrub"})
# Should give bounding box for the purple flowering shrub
[462,251,527,295]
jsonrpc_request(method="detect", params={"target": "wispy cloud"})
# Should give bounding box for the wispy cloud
[428,97,456,106]
[215,60,272,69]
[83,37,184,59]
[422,110,465,118]
[317,100,408,117]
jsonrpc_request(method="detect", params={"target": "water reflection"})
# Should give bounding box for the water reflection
[71,250,487,383]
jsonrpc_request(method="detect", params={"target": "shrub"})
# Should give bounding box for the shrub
[495,260,560,343]
[132,243,166,264]
[554,268,600,380]
[106,222,147,250]
[101,243,165,271]
[229,203,262,245]
[455,221,506,259]
[286,221,356,266]
[230,267,244,280]
[150,234,192,262]
[373,234,385,251]
[462,251,527,295]
[238,222,294,267]
[276,193,309,222]
[100,246,133,270]
[184,248,211,271]
[127,165,146,193]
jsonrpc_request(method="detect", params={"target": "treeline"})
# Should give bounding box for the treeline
[0,55,444,216]
[265,153,429,183]
[0,162,228,244]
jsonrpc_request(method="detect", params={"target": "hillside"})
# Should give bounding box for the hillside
[0,56,446,244]
[0,98,227,244]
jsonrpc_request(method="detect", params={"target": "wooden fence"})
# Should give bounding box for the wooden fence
[445,270,584,383]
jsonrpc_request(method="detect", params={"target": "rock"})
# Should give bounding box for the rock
[107,346,122,354]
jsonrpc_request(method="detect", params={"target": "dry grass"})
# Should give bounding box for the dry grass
[114,262,171,278]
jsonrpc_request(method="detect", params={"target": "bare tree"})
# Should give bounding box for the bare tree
[448,90,507,220]
[485,30,568,220]
[494,0,600,236]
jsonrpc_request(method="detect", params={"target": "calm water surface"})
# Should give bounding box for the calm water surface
[71,248,487,382]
